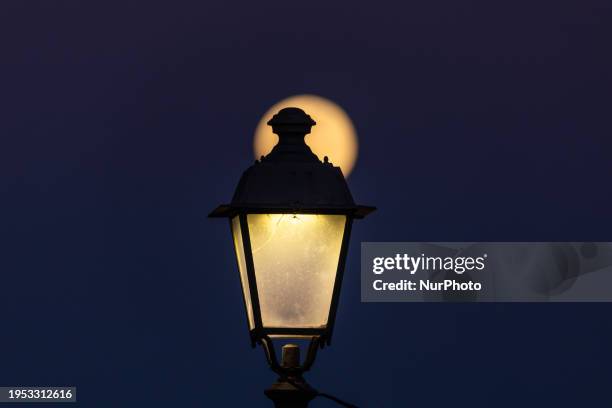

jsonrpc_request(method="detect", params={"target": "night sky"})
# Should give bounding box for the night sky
[2,1,612,406]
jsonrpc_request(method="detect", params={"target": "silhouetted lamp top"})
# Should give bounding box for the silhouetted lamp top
[210,107,374,348]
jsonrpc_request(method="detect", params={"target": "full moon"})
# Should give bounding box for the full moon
[254,94,358,177]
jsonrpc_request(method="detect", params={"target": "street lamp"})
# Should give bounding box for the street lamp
[210,107,374,407]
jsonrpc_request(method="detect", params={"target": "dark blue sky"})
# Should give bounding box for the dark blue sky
[1,1,612,406]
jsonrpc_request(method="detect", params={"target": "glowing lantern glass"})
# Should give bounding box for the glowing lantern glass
[210,107,374,346]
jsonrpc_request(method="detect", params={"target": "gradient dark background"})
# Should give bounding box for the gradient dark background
[2,1,612,406]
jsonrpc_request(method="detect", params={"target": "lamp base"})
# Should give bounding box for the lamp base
[264,377,317,408]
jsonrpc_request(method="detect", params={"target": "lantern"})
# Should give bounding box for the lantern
[210,107,374,385]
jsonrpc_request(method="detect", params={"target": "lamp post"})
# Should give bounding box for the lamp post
[210,107,374,407]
